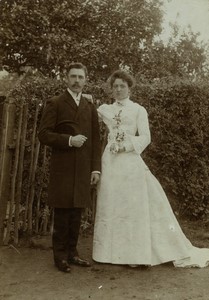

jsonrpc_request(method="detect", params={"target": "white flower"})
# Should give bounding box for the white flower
[109,110,125,154]
[169,225,175,232]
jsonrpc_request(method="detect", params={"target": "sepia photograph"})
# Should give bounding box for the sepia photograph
[0,0,209,299]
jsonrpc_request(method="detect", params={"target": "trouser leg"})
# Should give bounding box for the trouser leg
[68,208,82,259]
[52,208,82,263]
[53,208,69,263]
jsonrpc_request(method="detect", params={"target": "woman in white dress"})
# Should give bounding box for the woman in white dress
[93,70,209,268]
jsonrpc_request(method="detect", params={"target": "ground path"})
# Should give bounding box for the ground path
[0,220,209,300]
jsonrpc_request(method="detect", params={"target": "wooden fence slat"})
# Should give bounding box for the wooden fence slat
[0,101,16,245]
[23,102,39,231]
[4,103,23,245]
[35,146,47,234]
[14,103,28,245]
[42,205,50,235]
[27,138,40,235]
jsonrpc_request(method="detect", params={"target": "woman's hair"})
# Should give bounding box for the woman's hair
[109,70,135,88]
[65,62,88,77]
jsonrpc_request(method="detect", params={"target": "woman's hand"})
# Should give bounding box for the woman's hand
[118,145,126,153]
[110,143,125,154]
[110,142,119,154]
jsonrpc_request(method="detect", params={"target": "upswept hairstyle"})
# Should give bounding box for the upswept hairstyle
[109,70,135,88]
[65,62,88,77]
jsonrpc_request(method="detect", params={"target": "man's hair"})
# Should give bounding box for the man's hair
[65,62,88,77]
[109,70,135,88]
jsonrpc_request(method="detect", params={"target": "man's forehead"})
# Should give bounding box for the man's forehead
[68,68,85,76]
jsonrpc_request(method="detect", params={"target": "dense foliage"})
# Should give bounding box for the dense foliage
[7,72,209,223]
[1,0,208,81]
[0,0,209,241]
[0,0,162,77]
[133,77,209,218]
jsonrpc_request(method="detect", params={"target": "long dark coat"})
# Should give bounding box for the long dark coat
[38,90,101,208]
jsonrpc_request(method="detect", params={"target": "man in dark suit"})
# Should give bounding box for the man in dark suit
[38,62,101,272]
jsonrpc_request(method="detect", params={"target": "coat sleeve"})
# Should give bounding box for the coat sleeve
[91,104,102,172]
[38,99,70,149]
[124,106,151,154]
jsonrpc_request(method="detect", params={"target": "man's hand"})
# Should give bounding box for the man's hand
[91,173,100,185]
[71,135,87,147]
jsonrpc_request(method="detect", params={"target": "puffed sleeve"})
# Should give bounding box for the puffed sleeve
[97,104,105,120]
[124,105,151,154]
[97,104,112,125]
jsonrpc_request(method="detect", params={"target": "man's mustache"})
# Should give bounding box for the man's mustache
[72,83,81,88]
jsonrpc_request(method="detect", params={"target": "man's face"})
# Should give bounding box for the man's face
[67,68,86,94]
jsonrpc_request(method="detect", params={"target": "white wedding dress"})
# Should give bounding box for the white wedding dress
[93,99,209,267]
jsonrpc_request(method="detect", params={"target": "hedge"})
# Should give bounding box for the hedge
[3,72,209,243]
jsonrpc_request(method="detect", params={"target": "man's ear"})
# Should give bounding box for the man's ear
[63,75,68,84]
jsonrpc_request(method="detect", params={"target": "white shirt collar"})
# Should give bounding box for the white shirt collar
[67,88,82,101]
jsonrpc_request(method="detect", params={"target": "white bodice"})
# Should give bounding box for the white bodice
[98,100,151,154]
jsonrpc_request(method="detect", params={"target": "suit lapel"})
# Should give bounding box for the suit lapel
[62,91,88,118]
[76,95,88,117]
[63,90,78,111]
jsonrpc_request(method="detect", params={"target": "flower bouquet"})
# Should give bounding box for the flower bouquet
[110,110,126,154]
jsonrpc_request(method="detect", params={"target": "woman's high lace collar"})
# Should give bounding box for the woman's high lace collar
[114,97,130,106]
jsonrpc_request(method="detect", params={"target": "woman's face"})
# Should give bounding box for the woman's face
[112,78,130,100]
